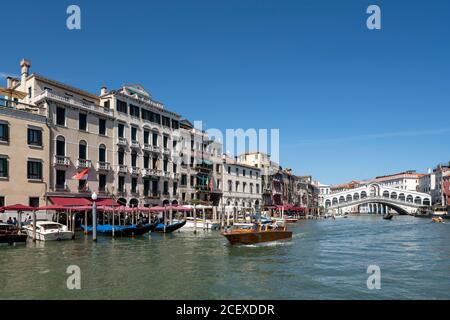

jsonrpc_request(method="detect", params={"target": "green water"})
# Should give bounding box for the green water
[1,215,449,299]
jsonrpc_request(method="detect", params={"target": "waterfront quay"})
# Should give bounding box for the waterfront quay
[1,215,449,300]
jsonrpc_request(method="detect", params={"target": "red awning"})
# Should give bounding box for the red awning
[38,204,68,211]
[95,198,119,206]
[49,197,92,207]
[3,204,37,211]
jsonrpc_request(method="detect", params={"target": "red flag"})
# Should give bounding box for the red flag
[72,168,89,180]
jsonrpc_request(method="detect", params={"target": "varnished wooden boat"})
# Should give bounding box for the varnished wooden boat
[284,218,298,224]
[222,225,292,245]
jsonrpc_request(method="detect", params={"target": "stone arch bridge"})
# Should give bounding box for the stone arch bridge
[324,183,431,215]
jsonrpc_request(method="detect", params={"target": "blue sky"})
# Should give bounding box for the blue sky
[1,0,450,185]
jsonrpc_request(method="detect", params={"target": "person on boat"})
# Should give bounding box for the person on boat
[7,217,13,224]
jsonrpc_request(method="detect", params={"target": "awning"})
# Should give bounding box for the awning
[49,197,92,207]
[95,198,119,206]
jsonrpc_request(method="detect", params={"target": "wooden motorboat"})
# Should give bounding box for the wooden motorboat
[284,218,299,224]
[222,223,292,245]
[0,223,27,245]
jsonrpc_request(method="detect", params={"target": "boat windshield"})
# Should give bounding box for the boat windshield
[40,224,62,230]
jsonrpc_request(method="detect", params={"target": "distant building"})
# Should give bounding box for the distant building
[371,170,424,191]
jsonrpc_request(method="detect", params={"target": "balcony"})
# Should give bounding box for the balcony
[77,159,92,169]
[163,171,171,179]
[151,145,161,153]
[151,169,162,177]
[33,90,113,116]
[148,192,161,199]
[54,155,70,166]
[130,167,140,175]
[96,161,111,171]
[130,140,140,149]
[55,183,69,192]
[163,147,171,155]
[117,137,127,146]
[118,165,128,174]
[143,144,153,152]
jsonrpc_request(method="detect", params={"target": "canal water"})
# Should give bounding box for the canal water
[1,215,449,299]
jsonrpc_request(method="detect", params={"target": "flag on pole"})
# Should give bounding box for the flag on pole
[72,168,89,180]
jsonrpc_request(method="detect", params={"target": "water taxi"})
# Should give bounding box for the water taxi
[222,223,292,245]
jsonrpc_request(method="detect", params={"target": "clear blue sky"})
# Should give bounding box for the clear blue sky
[1,0,450,185]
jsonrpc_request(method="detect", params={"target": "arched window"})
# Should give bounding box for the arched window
[78,140,87,160]
[383,190,390,198]
[361,191,367,199]
[423,198,431,206]
[406,195,413,203]
[346,194,353,202]
[325,199,332,207]
[56,136,65,156]
[339,196,345,203]
[398,193,405,201]
[353,193,360,201]
[414,196,421,204]
[390,192,397,200]
[332,198,338,206]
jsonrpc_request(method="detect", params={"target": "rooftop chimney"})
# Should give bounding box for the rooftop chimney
[100,86,108,95]
[20,59,31,83]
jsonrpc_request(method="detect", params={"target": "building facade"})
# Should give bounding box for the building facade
[0,97,49,207]
[220,156,262,214]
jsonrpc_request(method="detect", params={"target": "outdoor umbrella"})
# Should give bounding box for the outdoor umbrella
[0,87,28,100]
[3,204,36,211]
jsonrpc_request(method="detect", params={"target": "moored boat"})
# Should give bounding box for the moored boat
[81,223,154,237]
[222,223,292,245]
[150,220,186,233]
[182,217,220,230]
[0,223,28,245]
[24,221,73,241]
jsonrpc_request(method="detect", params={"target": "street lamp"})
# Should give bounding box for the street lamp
[91,191,98,241]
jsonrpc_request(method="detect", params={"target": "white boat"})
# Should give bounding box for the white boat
[25,221,73,241]
[182,217,221,230]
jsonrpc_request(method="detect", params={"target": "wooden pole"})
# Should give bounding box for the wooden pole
[202,208,206,230]
[32,210,37,242]
[84,210,88,234]
[112,207,115,238]
[193,205,197,234]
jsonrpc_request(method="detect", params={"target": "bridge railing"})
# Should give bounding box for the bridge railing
[326,195,424,209]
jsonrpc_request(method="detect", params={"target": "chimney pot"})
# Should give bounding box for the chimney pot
[100,86,107,95]
[20,59,31,77]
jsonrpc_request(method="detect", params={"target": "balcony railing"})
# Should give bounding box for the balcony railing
[117,137,127,145]
[118,165,128,173]
[77,159,92,168]
[163,171,171,178]
[33,90,113,116]
[131,140,140,149]
[96,161,111,171]
[131,167,140,175]
[54,155,70,166]
[143,144,153,152]
[163,147,170,155]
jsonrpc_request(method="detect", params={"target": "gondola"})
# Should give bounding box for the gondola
[383,213,394,220]
[149,220,186,233]
[81,223,154,237]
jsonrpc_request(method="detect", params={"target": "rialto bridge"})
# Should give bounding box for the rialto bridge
[324,183,431,215]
